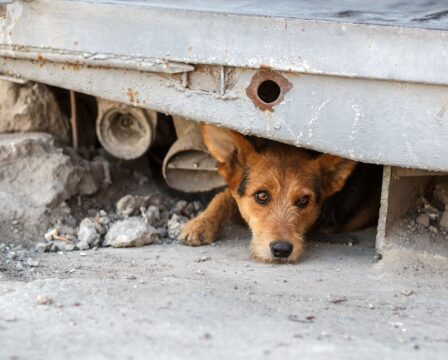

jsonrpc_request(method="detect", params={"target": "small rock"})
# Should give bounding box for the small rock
[116,194,154,217]
[44,228,58,241]
[141,205,160,226]
[16,249,29,261]
[64,244,76,252]
[36,242,51,253]
[103,217,159,248]
[167,214,188,239]
[172,200,188,215]
[195,256,211,262]
[416,214,430,227]
[428,212,439,221]
[36,295,53,305]
[77,218,100,245]
[439,211,448,229]
[26,259,39,267]
[401,289,414,296]
[50,240,68,252]
[76,241,90,251]
[327,295,348,304]
[49,242,58,253]
[429,226,438,234]
[193,201,203,212]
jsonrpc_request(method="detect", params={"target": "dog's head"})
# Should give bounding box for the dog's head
[201,124,357,263]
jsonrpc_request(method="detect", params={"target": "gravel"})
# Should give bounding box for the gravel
[103,217,159,248]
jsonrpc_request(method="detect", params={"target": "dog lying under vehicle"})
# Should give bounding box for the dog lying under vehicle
[179,124,382,263]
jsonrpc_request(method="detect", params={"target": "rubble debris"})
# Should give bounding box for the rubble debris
[77,218,101,247]
[327,295,348,304]
[35,193,203,253]
[167,214,189,239]
[416,214,430,227]
[36,242,53,253]
[116,194,159,217]
[26,259,39,267]
[36,295,53,306]
[141,205,160,226]
[0,80,69,140]
[401,290,414,296]
[440,211,448,229]
[0,133,106,243]
[103,217,159,248]
[402,180,448,243]
[195,256,211,262]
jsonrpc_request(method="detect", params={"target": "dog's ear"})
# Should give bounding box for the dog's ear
[317,154,358,197]
[200,123,253,180]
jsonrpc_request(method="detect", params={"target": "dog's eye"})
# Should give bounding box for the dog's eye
[296,195,310,208]
[254,191,270,204]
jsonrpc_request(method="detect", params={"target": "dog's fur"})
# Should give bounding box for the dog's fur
[179,124,382,263]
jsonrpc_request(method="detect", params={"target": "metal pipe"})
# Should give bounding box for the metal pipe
[96,99,157,160]
[162,117,225,193]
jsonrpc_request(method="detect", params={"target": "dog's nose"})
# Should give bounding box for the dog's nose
[270,241,293,258]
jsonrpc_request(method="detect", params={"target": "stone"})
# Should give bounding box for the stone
[44,228,58,241]
[103,217,159,248]
[116,195,155,217]
[0,80,69,140]
[35,242,52,253]
[0,133,103,243]
[167,214,188,239]
[77,218,100,245]
[429,226,438,234]
[64,244,76,252]
[76,241,90,251]
[172,200,188,215]
[142,205,160,226]
[439,211,448,229]
[26,259,39,267]
[416,214,430,227]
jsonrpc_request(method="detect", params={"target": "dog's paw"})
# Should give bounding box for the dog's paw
[178,216,218,246]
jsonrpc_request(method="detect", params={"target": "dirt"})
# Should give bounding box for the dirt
[388,183,448,258]
[1,227,448,359]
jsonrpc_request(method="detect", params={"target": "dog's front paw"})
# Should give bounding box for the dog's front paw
[178,216,218,246]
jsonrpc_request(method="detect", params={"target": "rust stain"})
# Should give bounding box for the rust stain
[127,88,139,104]
[68,61,81,71]
[246,68,293,112]
[36,54,47,67]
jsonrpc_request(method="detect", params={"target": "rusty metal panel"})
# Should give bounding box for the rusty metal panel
[2,56,448,171]
[1,0,448,172]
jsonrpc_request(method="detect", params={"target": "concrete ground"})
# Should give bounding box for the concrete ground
[1,226,447,360]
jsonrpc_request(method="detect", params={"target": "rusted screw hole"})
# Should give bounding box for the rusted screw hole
[257,80,281,104]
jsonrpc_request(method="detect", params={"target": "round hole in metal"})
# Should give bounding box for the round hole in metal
[256,80,281,104]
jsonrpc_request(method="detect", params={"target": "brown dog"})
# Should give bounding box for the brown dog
[179,124,382,263]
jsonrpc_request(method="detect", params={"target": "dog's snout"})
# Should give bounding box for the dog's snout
[270,241,293,258]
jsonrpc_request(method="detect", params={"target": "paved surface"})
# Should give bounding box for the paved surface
[1,227,447,360]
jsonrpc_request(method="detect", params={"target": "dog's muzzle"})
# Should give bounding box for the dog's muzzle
[270,241,293,258]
